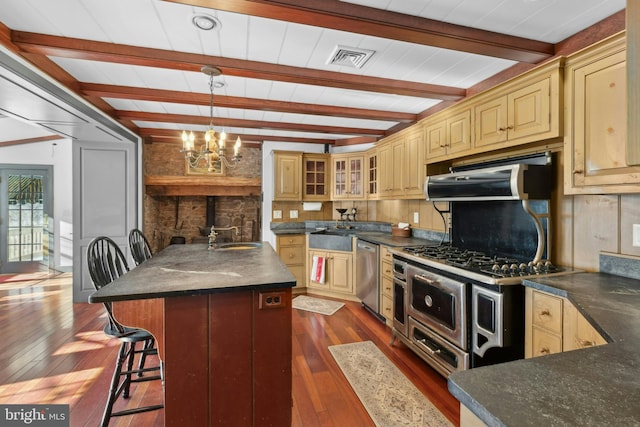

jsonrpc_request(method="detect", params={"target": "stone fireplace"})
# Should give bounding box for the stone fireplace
[143,140,262,253]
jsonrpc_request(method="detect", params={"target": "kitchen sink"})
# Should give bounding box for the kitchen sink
[217,242,262,250]
[308,229,354,251]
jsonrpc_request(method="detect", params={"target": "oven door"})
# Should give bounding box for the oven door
[407,264,467,350]
[392,277,408,337]
[408,317,469,377]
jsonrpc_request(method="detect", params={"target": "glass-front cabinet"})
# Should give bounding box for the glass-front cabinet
[332,153,364,200]
[303,153,330,201]
[366,149,379,199]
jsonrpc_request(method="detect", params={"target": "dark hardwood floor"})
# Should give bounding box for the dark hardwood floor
[0,273,459,426]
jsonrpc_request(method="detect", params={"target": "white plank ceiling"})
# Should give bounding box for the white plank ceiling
[0,0,626,145]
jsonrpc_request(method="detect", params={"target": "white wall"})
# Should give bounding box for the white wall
[1,138,73,269]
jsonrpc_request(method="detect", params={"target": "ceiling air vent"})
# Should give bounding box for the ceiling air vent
[327,45,375,69]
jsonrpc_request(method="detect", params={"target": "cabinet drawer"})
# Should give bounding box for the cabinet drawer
[381,275,393,298]
[278,234,306,246]
[381,259,393,279]
[531,290,563,334]
[531,326,563,357]
[381,294,393,321]
[380,245,393,263]
[279,246,304,265]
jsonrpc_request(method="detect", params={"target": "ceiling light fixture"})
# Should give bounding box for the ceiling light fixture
[181,66,241,173]
[192,13,221,31]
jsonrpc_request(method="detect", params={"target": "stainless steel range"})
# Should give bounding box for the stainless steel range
[390,152,579,377]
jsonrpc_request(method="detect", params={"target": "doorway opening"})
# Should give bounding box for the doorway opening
[0,165,54,274]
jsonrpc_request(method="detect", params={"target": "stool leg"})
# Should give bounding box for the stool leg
[122,342,136,399]
[102,342,127,427]
[137,337,154,377]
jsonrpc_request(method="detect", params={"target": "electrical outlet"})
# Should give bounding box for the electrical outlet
[290,210,298,219]
[413,212,419,224]
[259,292,285,309]
[273,210,282,219]
[633,224,640,247]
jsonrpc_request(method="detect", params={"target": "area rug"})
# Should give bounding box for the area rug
[292,295,344,315]
[329,341,453,427]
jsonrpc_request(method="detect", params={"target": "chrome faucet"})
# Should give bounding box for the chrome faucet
[208,225,240,250]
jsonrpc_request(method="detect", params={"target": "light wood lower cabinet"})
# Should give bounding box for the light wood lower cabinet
[276,234,306,290]
[460,404,489,427]
[307,249,354,295]
[379,245,394,324]
[525,287,606,358]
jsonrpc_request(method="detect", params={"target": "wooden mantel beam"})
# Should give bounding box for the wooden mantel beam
[145,175,262,197]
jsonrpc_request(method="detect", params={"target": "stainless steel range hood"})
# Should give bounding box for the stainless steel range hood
[424,161,551,201]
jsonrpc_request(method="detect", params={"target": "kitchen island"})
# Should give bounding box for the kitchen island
[89,242,295,427]
[448,269,640,426]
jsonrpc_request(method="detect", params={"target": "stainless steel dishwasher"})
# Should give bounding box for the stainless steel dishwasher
[356,239,384,322]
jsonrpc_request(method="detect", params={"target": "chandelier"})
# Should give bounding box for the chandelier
[181,65,241,172]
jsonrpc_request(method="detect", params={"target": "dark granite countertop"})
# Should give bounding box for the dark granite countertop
[89,242,296,303]
[271,222,440,247]
[350,231,440,247]
[448,272,640,426]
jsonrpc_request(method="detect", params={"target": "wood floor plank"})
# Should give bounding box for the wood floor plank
[0,274,460,426]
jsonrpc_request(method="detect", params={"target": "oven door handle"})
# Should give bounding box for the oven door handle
[415,274,438,286]
[416,338,441,355]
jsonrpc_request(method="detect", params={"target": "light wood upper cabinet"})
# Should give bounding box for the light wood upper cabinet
[391,139,405,197]
[332,153,365,200]
[564,32,640,194]
[303,153,330,201]
[273,150,302,201]
[474,76,553,149]
[375,130,425,200]
[403,129,425,197]
[422,58,562,164]
[425,108,471,162]
[365,148,379,199]
[378,141,394,198]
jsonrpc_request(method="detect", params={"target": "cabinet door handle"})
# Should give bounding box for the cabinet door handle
[539,309,551,316]
[498,125,514,132]
[540,347,551,354]
[576,337,594,347]
[572,169,584,174]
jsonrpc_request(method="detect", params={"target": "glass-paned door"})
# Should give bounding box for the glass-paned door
[0,166,53,274]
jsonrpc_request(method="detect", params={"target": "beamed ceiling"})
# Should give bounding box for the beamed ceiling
[0,0,627,148]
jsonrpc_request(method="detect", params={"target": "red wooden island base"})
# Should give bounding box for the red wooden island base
[113,288,292,426]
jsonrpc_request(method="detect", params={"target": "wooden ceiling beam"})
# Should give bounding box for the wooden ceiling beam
[120,111,385,136]
[140,128,333,145]
[12,31,465,101]
[165,0,554,63]
[79,83,416,123]
[0,135,62,147]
